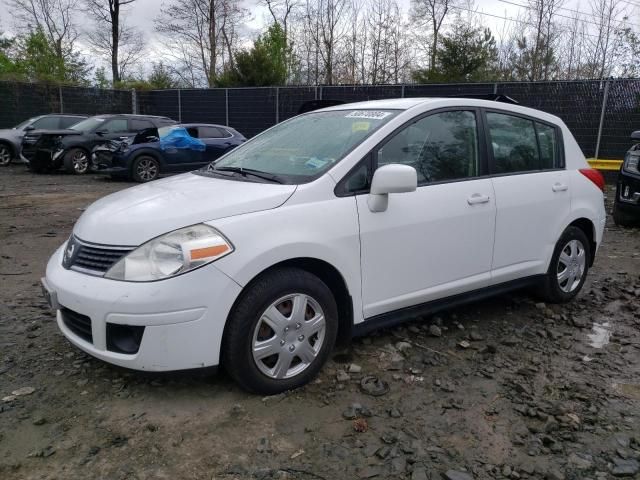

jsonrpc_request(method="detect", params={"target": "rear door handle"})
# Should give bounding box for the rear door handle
[552,183,568,192]
[467,193,490,205]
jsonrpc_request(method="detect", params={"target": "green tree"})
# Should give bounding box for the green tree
[216,23,289,87]
[94,66,111,88]
[413,24,498,83]
[10,29,90,84]
[0,34,20,79]
[147,62,178,89]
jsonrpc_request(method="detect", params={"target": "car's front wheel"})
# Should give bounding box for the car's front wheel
[132,156,160,182]
[0,143,13,166]
[539,226,590,303]
[63,148,90,174]
[223,268,338,394]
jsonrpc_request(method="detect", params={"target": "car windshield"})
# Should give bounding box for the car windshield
[203,109,399,184]
[14,117,38,130]
[69,117,107,133]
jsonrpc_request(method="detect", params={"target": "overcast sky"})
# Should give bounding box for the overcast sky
[0,0,628,74]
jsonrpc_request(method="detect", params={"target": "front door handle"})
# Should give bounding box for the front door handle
[552,183,568,192]
[467,193,490,205]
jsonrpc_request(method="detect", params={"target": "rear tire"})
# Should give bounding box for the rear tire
[0,143,12,166]
[131,156,160,183]
[222,267,338,395]
[63,148,90,174]
[538,226,590,303]
[612,202,637,227]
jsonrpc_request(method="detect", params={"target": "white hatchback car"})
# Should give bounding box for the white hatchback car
[43,98,606,394]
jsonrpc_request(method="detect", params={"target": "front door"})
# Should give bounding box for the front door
[356,109,496,319]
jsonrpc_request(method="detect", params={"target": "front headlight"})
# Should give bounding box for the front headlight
[623,152,640,175]
[105,224,233,282]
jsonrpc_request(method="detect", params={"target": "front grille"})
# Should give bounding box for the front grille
[66,237,134,275]
[61,307,93,343]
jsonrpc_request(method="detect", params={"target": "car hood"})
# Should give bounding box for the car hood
[73,172,297,245]
[0,128,21,139]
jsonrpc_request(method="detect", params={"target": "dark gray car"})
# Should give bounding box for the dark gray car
[0,114,87,166]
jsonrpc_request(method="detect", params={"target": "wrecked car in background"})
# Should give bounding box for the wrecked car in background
[23,114,176,174]
[92,124,246,182]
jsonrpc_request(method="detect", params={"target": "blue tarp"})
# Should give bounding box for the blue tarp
[159,127,206,152]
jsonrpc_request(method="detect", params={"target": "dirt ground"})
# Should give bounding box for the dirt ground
[0,164,639,480]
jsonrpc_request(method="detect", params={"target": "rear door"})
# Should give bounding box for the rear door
[199,126,234,163]
[355,109,496,318]
[485,110,570,284]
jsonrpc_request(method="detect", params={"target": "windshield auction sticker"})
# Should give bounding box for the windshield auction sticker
[345,111,392,120]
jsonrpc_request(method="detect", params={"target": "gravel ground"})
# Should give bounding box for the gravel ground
[1,164,639,480]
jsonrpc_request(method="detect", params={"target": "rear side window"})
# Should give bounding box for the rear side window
[131,119,155,131]
[486,112,560,173]
[59,117,84,128]
[536,122,557,169]
[377,110,479,183]
[199,126,230,138]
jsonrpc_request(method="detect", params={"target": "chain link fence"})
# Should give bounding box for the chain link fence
[2,79,638,159]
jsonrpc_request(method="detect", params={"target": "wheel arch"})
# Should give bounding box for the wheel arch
[567,217,597,266]
[0,139,16,158]
[221,257,354,354]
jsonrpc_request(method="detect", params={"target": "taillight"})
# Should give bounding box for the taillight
[579,168,605,192]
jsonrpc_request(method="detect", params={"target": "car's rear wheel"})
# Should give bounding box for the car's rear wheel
[612,202,637,227]
[63,148,90,174]
[222,267,338,394]
[132,156,160,183]
[0,143,12,166]
[539,226,590,303]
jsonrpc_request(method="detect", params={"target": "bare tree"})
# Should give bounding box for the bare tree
[586,0,626,79]
[9,0,78,59]
[83,0,144,83]
[155,0,245,87]
[410,0,457,74]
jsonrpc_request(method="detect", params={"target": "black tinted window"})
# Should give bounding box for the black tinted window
[536,122,557,169]
[31,116,60,129]
[131,119,155,131]
[59,117,84,128]
[199,126,229,138]
[377,110,479,183]
[101,119,129,133]
[487,112,540,173]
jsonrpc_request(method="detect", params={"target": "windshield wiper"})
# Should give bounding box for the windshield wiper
[211,166,284,184]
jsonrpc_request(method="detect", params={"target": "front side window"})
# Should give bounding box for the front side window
[31,116,60,129]
[376,110,479,183]
[70,117,107,133]
[208,109,399,184]
[487,112,540,173]
[59,117,84,129]
[101,119,129,133]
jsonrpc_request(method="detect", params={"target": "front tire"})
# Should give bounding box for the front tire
[0,143,13,166]
[63,148,90,174]
[222,268,339,394]
[539,226,590,303]
[132,156,160,183]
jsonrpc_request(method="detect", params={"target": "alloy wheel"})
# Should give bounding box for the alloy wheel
[556,239,586,293]
[0,145,11,165]
[136,158,158,181]
[72,151,89,173]
[252,293,326,380]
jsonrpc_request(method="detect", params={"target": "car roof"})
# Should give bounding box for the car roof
[178,123,228,129]
[318,97,562,124]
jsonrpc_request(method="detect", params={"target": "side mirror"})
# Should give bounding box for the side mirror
[631,131,640,143]
[24,125,35,131]
[95,130,107,136]
[367,164,417,213]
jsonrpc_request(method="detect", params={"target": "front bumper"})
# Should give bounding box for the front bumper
[44,245,242,371]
